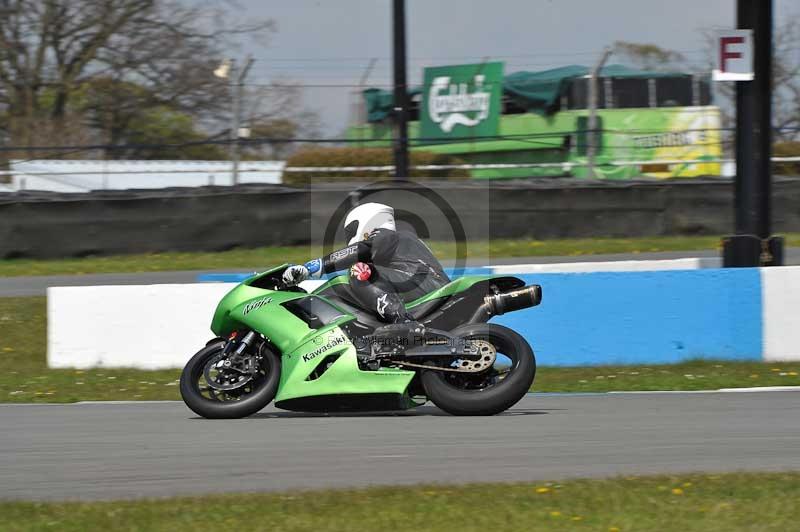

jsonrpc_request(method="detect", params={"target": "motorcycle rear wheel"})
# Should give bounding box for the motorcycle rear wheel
[180,340,281,419]
[421,323,535,416]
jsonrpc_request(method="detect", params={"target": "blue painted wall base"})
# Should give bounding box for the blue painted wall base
[493,269,763,366]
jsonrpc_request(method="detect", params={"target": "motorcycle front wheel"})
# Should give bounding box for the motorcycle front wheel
[179,340,281,419]
[421,323,535,416]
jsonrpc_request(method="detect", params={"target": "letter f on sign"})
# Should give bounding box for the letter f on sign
[720,36,744,73]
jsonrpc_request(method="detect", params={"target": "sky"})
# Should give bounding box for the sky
[224,0,797,135]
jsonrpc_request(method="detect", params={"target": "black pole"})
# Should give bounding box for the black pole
[753,0,772,240]
[392,0,410,179]
[723,0,783,266]
[734,0,758,237]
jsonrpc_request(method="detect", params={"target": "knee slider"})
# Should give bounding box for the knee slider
[349,262,372,282]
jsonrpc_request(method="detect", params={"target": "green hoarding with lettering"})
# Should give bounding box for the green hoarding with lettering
[420,62,504,143]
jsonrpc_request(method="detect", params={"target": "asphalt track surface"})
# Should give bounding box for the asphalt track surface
[4,249,800,297]
[2,391,799,501]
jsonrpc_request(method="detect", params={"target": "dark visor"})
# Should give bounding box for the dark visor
[344,220,359,241]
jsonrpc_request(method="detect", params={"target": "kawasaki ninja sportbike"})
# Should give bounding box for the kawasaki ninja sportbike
[180,264,541,418]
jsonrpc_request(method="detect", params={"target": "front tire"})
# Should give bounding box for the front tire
[180,341,281,419]
[421,324,535,416]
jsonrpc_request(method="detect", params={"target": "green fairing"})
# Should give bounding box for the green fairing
[210,268,315,354]
[274,326,413,405]
[209,266,505,406]
[407,275,496,306]
[208,266,411,404]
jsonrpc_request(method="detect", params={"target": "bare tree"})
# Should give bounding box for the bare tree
[769,17,800,142]
[0,0,302,157]
[612,41,687,71]
[239,81,322,160]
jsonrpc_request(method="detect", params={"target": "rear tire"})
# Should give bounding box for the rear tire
[421,323,535,416]
[180,341,281,419]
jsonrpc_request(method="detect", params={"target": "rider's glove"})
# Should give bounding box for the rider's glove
[282,264,309,286]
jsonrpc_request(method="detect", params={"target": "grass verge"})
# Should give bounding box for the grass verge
[0,297,179,402]
[4,233,799,277]
[2,472,799,531]
[535,359,800,392]
[1,297,798,403]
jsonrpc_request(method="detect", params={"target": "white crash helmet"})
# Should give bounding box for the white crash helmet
[343,202,396,245]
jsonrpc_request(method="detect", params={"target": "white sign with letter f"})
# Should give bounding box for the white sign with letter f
[713,29,754,81]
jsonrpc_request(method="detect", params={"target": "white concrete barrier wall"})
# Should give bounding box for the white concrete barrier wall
[46,260,800,368]
[48,284,233,369]
[762,266,800,362]
[10,159,285,193]
[490,257,721,274]
[47,281,323,369]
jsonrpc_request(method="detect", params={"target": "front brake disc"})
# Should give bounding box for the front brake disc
[203,352,254,391]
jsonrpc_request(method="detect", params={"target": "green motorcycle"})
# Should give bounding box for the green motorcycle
[180,264,541,418]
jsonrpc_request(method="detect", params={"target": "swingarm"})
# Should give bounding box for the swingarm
[365,326,496,373]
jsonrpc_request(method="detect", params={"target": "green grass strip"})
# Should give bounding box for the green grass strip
[2,472,799,531]
[4,233,799,277]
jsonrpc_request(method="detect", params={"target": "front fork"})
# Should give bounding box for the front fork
[220,330,260,374]
[233,330,258,355]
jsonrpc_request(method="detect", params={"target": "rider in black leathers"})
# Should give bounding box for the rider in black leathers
[282,203,450,323]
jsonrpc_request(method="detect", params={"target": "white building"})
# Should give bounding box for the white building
[6,159,285,193]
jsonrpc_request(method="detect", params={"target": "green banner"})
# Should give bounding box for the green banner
[420,62,504,142]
